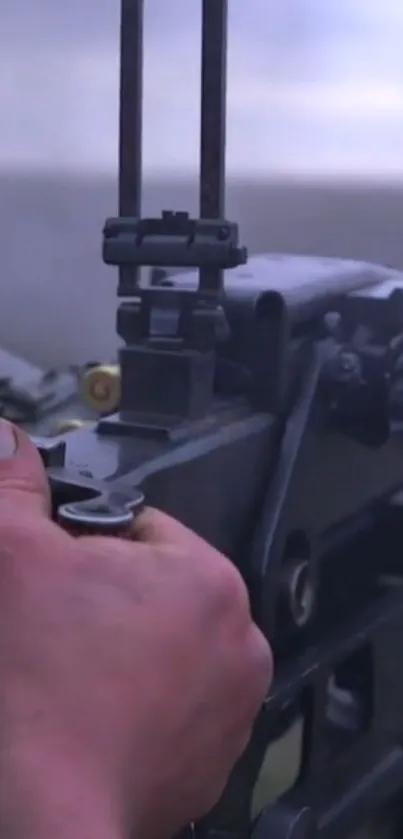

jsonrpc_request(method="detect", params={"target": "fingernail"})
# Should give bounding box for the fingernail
[0,421,17,459]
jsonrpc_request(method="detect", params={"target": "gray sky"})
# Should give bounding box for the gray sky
[1,0,403,177]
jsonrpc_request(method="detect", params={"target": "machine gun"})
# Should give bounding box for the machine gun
[33,1,403,837]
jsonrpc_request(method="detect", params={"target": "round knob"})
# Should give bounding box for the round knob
[80,365,121,414]
[57,487,145,537]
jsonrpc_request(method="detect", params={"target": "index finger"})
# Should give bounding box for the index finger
[131,506,211,551]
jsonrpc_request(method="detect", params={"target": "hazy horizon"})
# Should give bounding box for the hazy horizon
[2,173,403,370]
[1,1,403,178]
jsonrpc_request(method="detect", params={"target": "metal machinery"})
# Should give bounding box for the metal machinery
[30,2,403,837]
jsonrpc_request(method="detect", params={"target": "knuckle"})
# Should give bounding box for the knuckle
[247,626,274,703]
[207,556,251,616]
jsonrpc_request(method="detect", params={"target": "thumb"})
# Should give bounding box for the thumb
[0,420,51,519]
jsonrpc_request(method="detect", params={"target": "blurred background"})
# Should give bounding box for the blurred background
[1,0,403,368]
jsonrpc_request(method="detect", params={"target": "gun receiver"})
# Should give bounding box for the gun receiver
[34,2,403,837]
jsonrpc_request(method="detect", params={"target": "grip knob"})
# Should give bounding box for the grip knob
[57,487,145,537]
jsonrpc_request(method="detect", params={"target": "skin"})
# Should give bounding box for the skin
[0,420,273,839]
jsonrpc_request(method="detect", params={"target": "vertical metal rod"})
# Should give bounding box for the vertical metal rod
[118,0,144,295]
[199,0,228,295]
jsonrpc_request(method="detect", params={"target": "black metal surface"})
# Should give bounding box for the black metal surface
[118,0,143,295]
[103,213,247,270]
[199,0,228,295]
[35,252,403,839]
[35,437,67,467]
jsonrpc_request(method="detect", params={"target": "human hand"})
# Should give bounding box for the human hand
[0,421,272,839]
